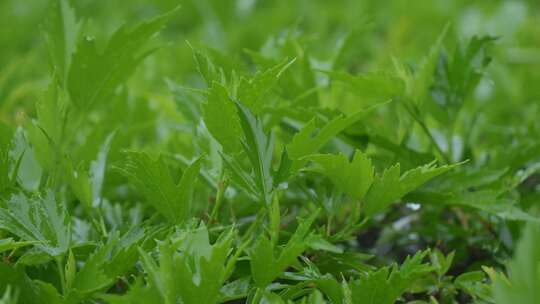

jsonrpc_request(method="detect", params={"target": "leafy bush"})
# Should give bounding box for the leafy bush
[0,0,539,303]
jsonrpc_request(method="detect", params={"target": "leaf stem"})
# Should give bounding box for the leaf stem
[415,117,450,164]
[209,175,228,224]
[56,257,66,295]
[252,288,263,303]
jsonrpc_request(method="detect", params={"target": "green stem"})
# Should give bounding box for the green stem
[252,288,263,304]
[401,101,450,164]
[416,117,450,164]
[209,176,228,224]
[326,216,333,237]
[56,257,66,295]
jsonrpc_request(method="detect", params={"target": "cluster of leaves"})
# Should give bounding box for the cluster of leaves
[1,0,539,303]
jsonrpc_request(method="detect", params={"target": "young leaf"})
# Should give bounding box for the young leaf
[65,132,115,209]
[430,35,496,123]
[411,24,449,107]
[236,58,295,114]
[329,71,405,103]
[0,123,14,192]
[235,102,274,205]
[68,229,143,297]
[306,149,374,200]
[350,250,432,304]
[117,152,202,224]
[191,45,222,86]
[250,235,278,288]
[106,225,234,304]
[67,7,178,109]
[493,222,540,304]
[250,210,320,287]
[202,83,242,154]
[363,162,458,217]
[26,79,67,174]
[0,263,43,304]
[287,110,368,161]
[0,238,34,253]
[0,191,71,257]
[42,0,80,80]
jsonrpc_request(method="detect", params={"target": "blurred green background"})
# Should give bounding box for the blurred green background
[1,0,539,124]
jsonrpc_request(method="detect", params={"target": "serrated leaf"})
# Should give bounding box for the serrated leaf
[67,7,177,109]
[430,35,495,123]
[364,162,458,217]
[350,250,432,304]
[287,110,369,161]
[65,132,115,209]
[250,210,319,287]
[452,192,539,223]
[0,123,14,192]
[0,191,70,257]
[191,45,222,86]
[330,71,405,103]
[112,225,234,304]
[118,152,202,224]
[306,149,374,200]
[202,83,242,153]
[411,24,448,106]
[250,235,278,288]
[235,102,274,205]
[237,58,295,114]
[0,263,43,304]
[42,0,80,81]
[26,79,67,174]
[0,238,34,254]
[493,222,540,304]
[69,229,143,296]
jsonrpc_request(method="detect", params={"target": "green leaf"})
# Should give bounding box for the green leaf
[362,164,401,217]
[250,235,278,288]
[100,279,160,304]
[0,123,14,192]
[306,234,343,254]
[202,83,242,153]
[68,229,143,297]
[363,162,458,217]
[67,7,178,109]
[0,238,34,254]
[430,35,495,123]
[42,0,80,81]
[235,102,274,205]
[306,149,374,200]
[454,271,492,302]
[329,71,405,103]
[411,24,448,107]
[26,79,67,174]
[258,290,286,304]
[430,249,454,277]
[191,45,222,86]
[65,132,115,209]
[287,110,369,161]
[0,285,18,304]
[493,222,540,304]
[250,210,319,287]
[0,263,42,304]
[118,152,202,224]
[411,189,539,222]
[451,191,539,222]
[0,191,70,257]
[108,225,234,304]
[350,250,432,304]
[237,58,295,114]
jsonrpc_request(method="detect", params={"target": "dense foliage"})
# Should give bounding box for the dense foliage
[1,0,539,303]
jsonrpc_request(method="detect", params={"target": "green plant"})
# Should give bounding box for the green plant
[1,0,539,303]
